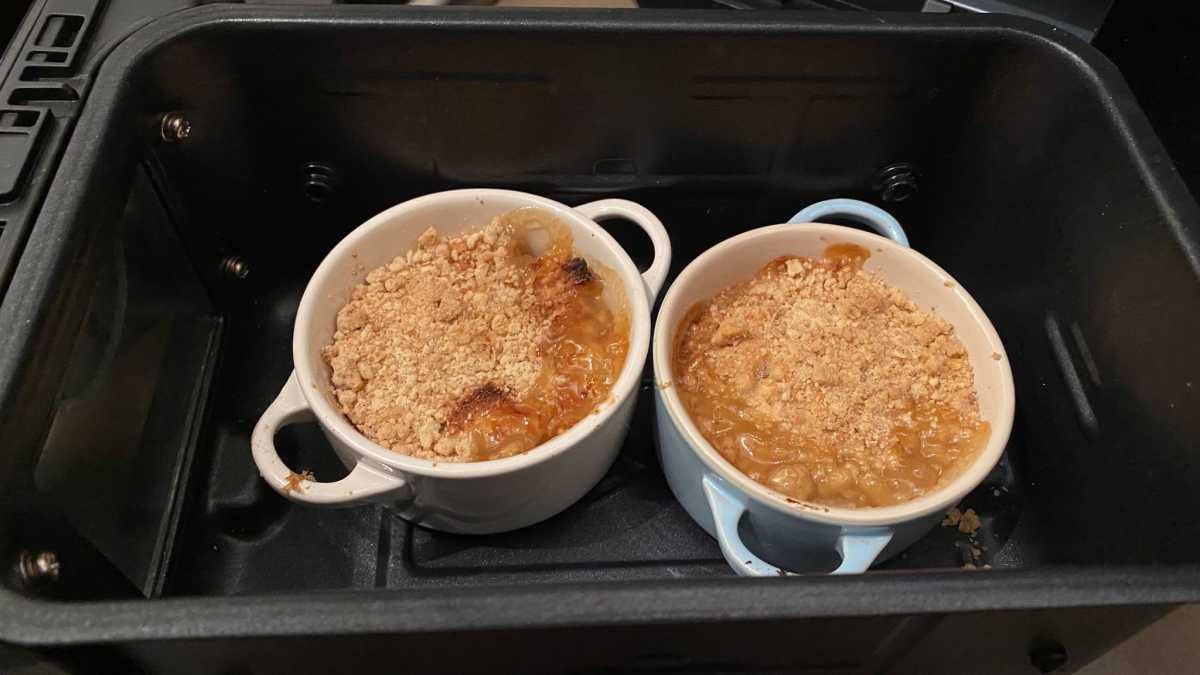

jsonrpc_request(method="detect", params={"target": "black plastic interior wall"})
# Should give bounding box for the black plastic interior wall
[0,5,1197,672]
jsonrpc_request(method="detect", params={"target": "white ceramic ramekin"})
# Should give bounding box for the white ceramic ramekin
[252,189,671,534]
[653,211,1014,575]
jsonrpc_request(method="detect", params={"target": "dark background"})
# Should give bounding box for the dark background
[0,2,30,56]
[1094,3,1200,198]
[3,0,1198,204]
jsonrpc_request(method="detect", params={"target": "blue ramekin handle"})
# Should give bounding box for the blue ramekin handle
[702,475,893,576]
[789,198,910,248]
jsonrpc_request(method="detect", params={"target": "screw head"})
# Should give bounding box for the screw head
[17,550,59,585]
[221,256,250,280]
[160,112,191,142]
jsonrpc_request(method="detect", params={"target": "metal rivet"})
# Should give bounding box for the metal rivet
[17,551,59,585]
[160,112,191,142]
[873,162,920,203]
[220,256,250,280]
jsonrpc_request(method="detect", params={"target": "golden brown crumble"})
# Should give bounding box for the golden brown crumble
[944,505,989,567]
[323,209,628,462]
[942,507,963,527]
[957,507,982,534]
[674,245,988,508]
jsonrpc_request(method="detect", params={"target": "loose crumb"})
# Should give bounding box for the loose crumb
[991,352,1003,361]
[958,507,982,534]
[942,508,963,527]
[282,470,314,493]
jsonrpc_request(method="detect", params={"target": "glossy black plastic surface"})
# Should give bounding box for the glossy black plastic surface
[0,5,1197,651]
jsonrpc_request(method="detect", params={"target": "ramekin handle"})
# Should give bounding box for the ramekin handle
[574,198,673,301]
[789,198,910,248]
[252,372,407,506]
[702,475,892,576]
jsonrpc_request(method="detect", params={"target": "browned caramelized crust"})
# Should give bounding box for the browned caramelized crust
[447,382,513,431]
[561,257,595,286]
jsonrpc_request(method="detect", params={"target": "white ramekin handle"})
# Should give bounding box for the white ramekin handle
[702,475,893,576]
[574,198,672,301]
[251,372,407,506]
